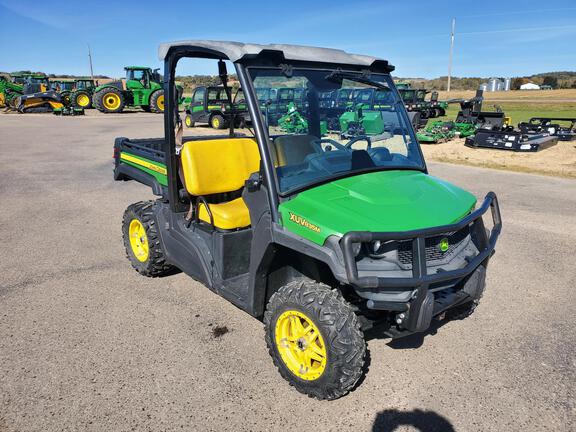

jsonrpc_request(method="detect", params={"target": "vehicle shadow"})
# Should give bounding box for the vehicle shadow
[364,317,449,349]
[372,408,455,432]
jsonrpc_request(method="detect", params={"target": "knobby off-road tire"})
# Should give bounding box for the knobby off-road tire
[93,87,125,113]
[71,90,92,109]
[210,113,226,129]
[149,89,165,114]
[446,294,483,321]
[184,114,195,128]
[122,201,174,277]
[264,279,366,400]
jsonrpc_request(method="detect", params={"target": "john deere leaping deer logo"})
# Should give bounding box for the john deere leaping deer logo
[288,212,321,233]
[439,237,450,253]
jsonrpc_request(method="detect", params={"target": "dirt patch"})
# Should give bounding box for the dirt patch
[212,325,229,338]
[422,138,576,179]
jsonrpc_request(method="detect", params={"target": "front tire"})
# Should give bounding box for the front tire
[149,90,164,113]
[122,201,175,277]
[264,280,365,400]
[184,114,195,128]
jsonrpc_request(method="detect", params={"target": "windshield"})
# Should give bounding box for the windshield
[246,67,424,194]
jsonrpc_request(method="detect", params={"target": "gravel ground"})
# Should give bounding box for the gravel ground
[0,111,574,432]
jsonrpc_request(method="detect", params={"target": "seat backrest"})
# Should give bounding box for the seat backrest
[180,138,260,196]
[273,134,318,167]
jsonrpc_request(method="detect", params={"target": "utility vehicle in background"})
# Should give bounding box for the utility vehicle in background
[184,85,248,129]
[113,41,502,400]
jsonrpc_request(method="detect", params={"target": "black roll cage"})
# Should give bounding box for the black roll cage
[162,45,424,222]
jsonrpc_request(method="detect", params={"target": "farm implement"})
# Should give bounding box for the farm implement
[518,117,576,142]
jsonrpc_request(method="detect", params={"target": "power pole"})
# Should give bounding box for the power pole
[447,18,455,92]
[88,44,94,80]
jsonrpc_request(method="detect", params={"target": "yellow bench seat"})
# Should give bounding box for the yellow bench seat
[198,197,251,230]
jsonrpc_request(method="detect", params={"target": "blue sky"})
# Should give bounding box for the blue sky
[0,0,575,78]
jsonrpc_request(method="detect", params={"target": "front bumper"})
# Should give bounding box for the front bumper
[340,192,502,332]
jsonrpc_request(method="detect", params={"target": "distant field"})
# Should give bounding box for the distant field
[440,102,576,124]
[437,89,576,101]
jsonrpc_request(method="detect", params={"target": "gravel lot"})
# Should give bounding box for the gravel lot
[1,111,574,432]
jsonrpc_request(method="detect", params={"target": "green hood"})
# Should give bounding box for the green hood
[279,170,477,245]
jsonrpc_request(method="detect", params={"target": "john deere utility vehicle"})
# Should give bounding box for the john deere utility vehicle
[113,41,502,400]
[93,66,167,113]
[184,85,248,129]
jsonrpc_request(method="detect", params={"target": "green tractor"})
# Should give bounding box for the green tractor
[50,79,76,105]
[92,66,167,114]
[69,78,98,109]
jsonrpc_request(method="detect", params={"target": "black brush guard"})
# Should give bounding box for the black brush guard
[340,192,502,332]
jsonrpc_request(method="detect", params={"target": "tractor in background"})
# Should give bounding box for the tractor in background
[69,78,98,109]
[92,67,175,114]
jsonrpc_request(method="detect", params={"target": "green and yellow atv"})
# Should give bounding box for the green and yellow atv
[183,85,248,129]
[112,41,502,400]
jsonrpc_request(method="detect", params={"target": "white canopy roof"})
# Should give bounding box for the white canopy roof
[158,40,387,68]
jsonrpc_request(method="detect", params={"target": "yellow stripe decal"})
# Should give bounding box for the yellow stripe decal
[120,153,167,175]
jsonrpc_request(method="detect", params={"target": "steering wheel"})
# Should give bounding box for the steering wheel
[312,138,350,153]
[345,136,372,150]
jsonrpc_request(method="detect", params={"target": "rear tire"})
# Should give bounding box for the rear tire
[93,87,125,113]
[122,201,175,277]
[210,113,226,129]
[60,91,71,107]
[264,279,365,400]
[149,89,164,113]
[71,90,92,109]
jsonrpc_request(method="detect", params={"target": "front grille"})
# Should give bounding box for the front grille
[397,226,471,266]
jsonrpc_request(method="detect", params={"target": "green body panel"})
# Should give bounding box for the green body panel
[278,171,477,245]
[120,152,168,186]
[94,66,165,108]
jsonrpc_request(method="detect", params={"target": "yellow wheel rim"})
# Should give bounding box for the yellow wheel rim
[157,94,164,111]
[275,310,327,381]
[77,94,90,107]
[185,116,191,126]
[128,219,149,262]
[103,92,121,110]
[212,117,220,128]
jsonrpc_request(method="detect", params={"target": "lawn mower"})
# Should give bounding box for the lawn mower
[113,40,501,400]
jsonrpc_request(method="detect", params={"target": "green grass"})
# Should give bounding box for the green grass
[441,102,576,124]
